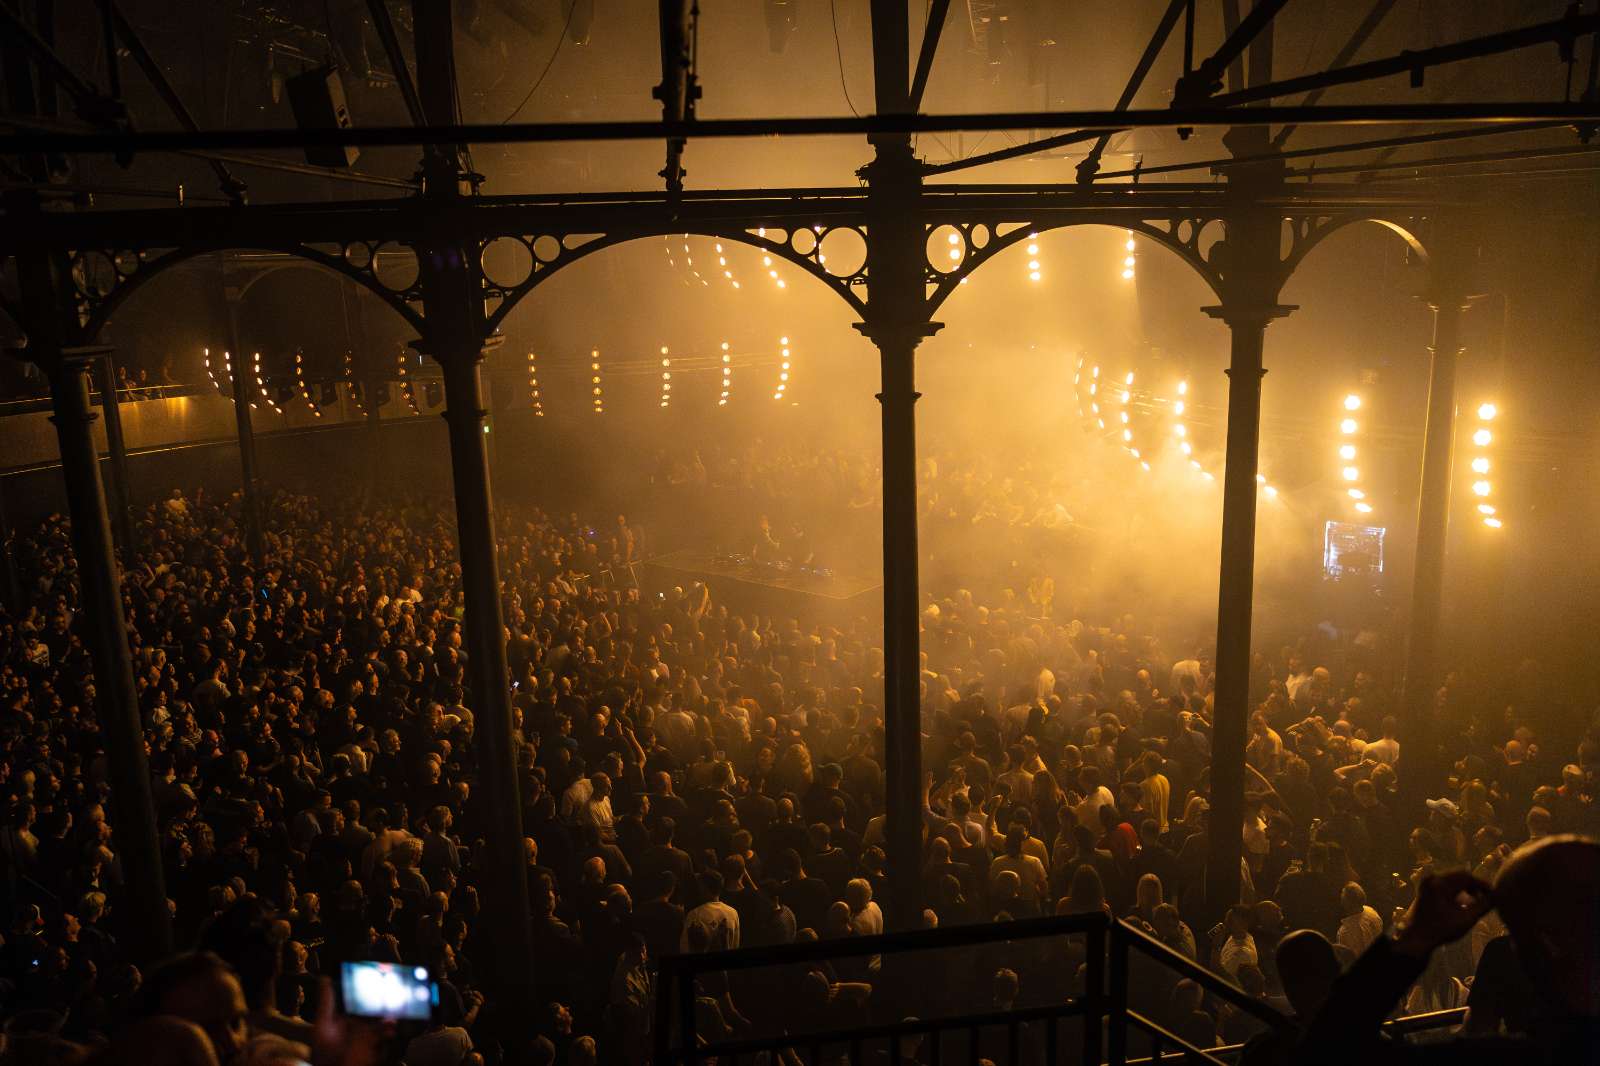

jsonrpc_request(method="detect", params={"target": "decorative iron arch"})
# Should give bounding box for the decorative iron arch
[72,241,427,343]
[481,223,868,332]
[1278,214,1432,286]
[927,214,1229,312]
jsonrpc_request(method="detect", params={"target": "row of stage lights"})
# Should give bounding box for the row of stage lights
[537,339,795,413]
[1340,393,1374,517]
[1471,403,1502,529]
[1074,357,1269,493]
[1076,356,1507,526]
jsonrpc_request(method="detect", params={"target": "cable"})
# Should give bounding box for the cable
[829,0,861,118]
[501,0,581,125]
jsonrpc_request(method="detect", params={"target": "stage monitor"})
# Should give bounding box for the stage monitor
[1324,520,1385,580]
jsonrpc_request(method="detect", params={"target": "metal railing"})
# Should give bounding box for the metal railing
[653,914,1313,1066]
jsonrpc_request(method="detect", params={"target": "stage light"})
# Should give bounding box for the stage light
[1174,401,1185,415]
[1473,428,1491,446]
[1355,501,1373,514]
[1348,489,1365,500]
[1029,271,1041,282]
[1120,411,1129,423]
[1256,474,1266,484]
[1092,366,1099,378]
[659,347,672,410]
[1264,485,1278,498]
[1472,480,1491,497]
[1026,243,1037,255]
[1120,230,1136,281]
[1125,237,1135,252]
[1478,402,1497,420]
[1174,425,1185,437]
[1180,442,1192,455]
[1339,444,1356,460]
[1125,372,1134,385]
[255,352,285,415]
[1471,457,1490,474]
[1121,269,1134,279]
[1122,429,1132,442]
[1119,390,1130,403]
[1342,466,1360,481]
[1176,381,1187,395]
[1484,516,1503,528]
[591,348,604,413]
[1478,504,1496,515]
[1344,394,1361,411]
[947,233,959,245]
[531,350,550,412]
[1340,418,1358,434]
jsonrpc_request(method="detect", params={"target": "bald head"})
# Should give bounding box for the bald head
[1494,834,1600,1017]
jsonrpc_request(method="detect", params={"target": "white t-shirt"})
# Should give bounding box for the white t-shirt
[682,900,741,953]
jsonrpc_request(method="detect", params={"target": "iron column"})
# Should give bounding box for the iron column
[16,251,172,963]
[862,0,937,930]
[1202,297,1292,918]
[223,282,265,562]
[411,0,535,1028]
[92,350,135,549]
[1398,281,1470,811]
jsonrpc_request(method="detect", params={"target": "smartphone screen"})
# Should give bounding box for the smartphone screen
[339,961,438,1021]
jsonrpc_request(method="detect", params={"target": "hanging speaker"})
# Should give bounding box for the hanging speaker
[285,66,360,168]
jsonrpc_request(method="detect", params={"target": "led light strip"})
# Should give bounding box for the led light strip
[344,351,364,414]
[1471,402,1501,528]
[774,336,792,402]
[1026,233,1041,284]
[1121,230,1136,281]
[1339,392,1373,516]
[528,351,544,417]
[659,346,673,409]
[250,352,273,413]
[396,353,421,415]
[1117,370,1149,471]
[203,347,229,397]
[1172,379,1215,483]
[293,350,322,418]
[713,241,741,290]
[719,341,732,406]
[590,348,604,414]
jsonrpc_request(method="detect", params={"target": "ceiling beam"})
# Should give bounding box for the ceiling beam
[1208,11,1600,107]
[1078,0,1189,182]
[908,0,952,114]
[2,103,1599,156]
[1273,0,1398,147]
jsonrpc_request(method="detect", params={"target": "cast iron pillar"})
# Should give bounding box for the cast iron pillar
[1398,250,1474,813]
[0,476,20,613]
[410,0,535,1030]
[15,250,172,963]
[860,0,936,931]
[1200,139,1293,918]
[92,351,134,549]
[222,280,265,563]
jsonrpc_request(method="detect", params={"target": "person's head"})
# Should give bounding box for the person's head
[992,967,1019,1007]
[140,952,248,1063]
[1135,873,1163,913]
[1493,835,1600,1017]
[845,878,872,914]
[1339,881,1366,917]
[1274,930,1340,1018]
[1223,904,1251,937]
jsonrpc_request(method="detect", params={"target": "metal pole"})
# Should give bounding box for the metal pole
[0,474,21,613]
[222,284,265,562]
[1202,301,1291,918]
[436,343,536,1021]
[1398,288,1468,814]
[411,0,535,1032]
[42,355,172,961]
[864,0,932,932]
[92,350,134,549]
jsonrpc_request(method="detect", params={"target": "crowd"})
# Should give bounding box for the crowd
[0,474,1595,1066]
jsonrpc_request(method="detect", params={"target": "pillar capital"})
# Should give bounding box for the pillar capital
[410,331,503,366]
[852,320,942,347]
[1201,303,1297,327]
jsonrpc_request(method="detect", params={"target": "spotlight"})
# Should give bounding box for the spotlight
[1343,394,1362,411]
[1477,402,1497,420]
[1473,428,1492,446]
